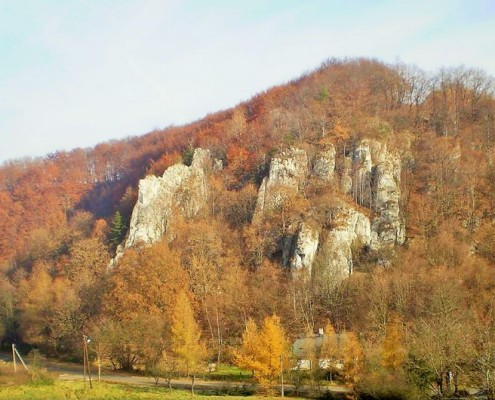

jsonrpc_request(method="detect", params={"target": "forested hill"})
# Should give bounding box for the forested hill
[1,58,495,396]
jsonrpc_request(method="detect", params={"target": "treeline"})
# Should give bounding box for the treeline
[1,58,495,398]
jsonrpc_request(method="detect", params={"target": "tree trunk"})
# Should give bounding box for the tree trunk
[453,370,459,396]
[436,374,444,397]
[215,307,222,364]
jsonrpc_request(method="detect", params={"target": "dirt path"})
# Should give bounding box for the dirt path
[46,360,350,396]
[1,352,350,397]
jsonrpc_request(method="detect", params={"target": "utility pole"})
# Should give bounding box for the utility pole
[12,344,16,373]
[83,336,87,385]
[96,341,102,382]
[83,335,93,388]
[11,344,28,372]
[280,354,284,397]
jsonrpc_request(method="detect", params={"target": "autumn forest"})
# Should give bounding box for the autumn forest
[1,58,495,399]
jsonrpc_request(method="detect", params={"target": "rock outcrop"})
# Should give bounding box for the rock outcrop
[257,139,405,281]
[370,156,405,247]
[283,223,319,274]
[320,205,372,278]
[255,148,309,216]
[340,156,353,194]
[121,139,405,283]
[343,139,404,248]
[367,140,404,248]
[313,146,336,181]
[125,149,211,247]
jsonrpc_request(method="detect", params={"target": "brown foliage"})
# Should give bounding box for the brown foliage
[103,242,188,320]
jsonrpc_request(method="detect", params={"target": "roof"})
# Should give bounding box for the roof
[292,332,349,358]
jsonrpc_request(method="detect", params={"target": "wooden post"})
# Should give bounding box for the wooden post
[83,336,87,385]
[83,335,93,388]
[86,341,93,388]
[12,344,17,373]
[280,354,284,397]
[97,343,101,382]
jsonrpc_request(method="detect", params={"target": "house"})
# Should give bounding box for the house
[292,329,346,371]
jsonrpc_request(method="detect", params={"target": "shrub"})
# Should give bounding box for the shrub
[357,372,422,400]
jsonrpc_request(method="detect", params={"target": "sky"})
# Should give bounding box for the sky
[0,0,494,163]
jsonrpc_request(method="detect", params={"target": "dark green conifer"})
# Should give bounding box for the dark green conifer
[109,211,125,246]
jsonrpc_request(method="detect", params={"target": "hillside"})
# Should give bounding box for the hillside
[1,58,495,397]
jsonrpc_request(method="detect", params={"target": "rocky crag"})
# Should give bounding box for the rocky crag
[125,148,212,247]
[253,139,405,280]
[122,139,405,283]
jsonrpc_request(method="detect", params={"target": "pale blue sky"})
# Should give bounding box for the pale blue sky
[0,0,494,163]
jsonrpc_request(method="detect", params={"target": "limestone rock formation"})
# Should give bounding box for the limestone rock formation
[313,146,336,181]
[255,148,309,215]
[346,139,405,248]
[350,140,373,207]
[283,223,319,273]
[262,139,405,280]
[320,206,372,278]
[340,156,353,194]
[121,137,404,282]
[368,140,404,248]
[125,149,211,247]
[370,157,405,247]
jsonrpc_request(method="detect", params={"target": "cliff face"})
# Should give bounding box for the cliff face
[312,146,336,182]
[253,139,405,281]
[347,139,405,249]
[254,147,309,216]
[122,138,405,283]
[125,149,211,247]
[283,223,320,272]
[320,205,372,277]
[371,153,405,247]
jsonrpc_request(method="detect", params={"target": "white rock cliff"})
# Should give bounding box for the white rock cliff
[283,223,320,273]
[255,147,309,216]
[125,149,211,247]
[313,146,336,182]
[256,139,405,281]
[320,205,372,277]
[122,139,405,282]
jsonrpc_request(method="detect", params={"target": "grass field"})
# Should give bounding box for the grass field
[0,379,309,400]
[204,363,252,382]
[0,362,307,400]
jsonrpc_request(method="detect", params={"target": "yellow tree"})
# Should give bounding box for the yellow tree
[320,324,363,387]
[320,322,340,380]
[320,322,339,361]
[235,315,290,387]
[340,331,364,386]
[381,315,407,371]
[171,290,206,395]
[17,262,74,353]
[258,315,290,386]
[234,318,262,374]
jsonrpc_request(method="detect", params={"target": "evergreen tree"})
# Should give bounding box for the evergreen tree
[109,211,125,246]
[182,144,195,166]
